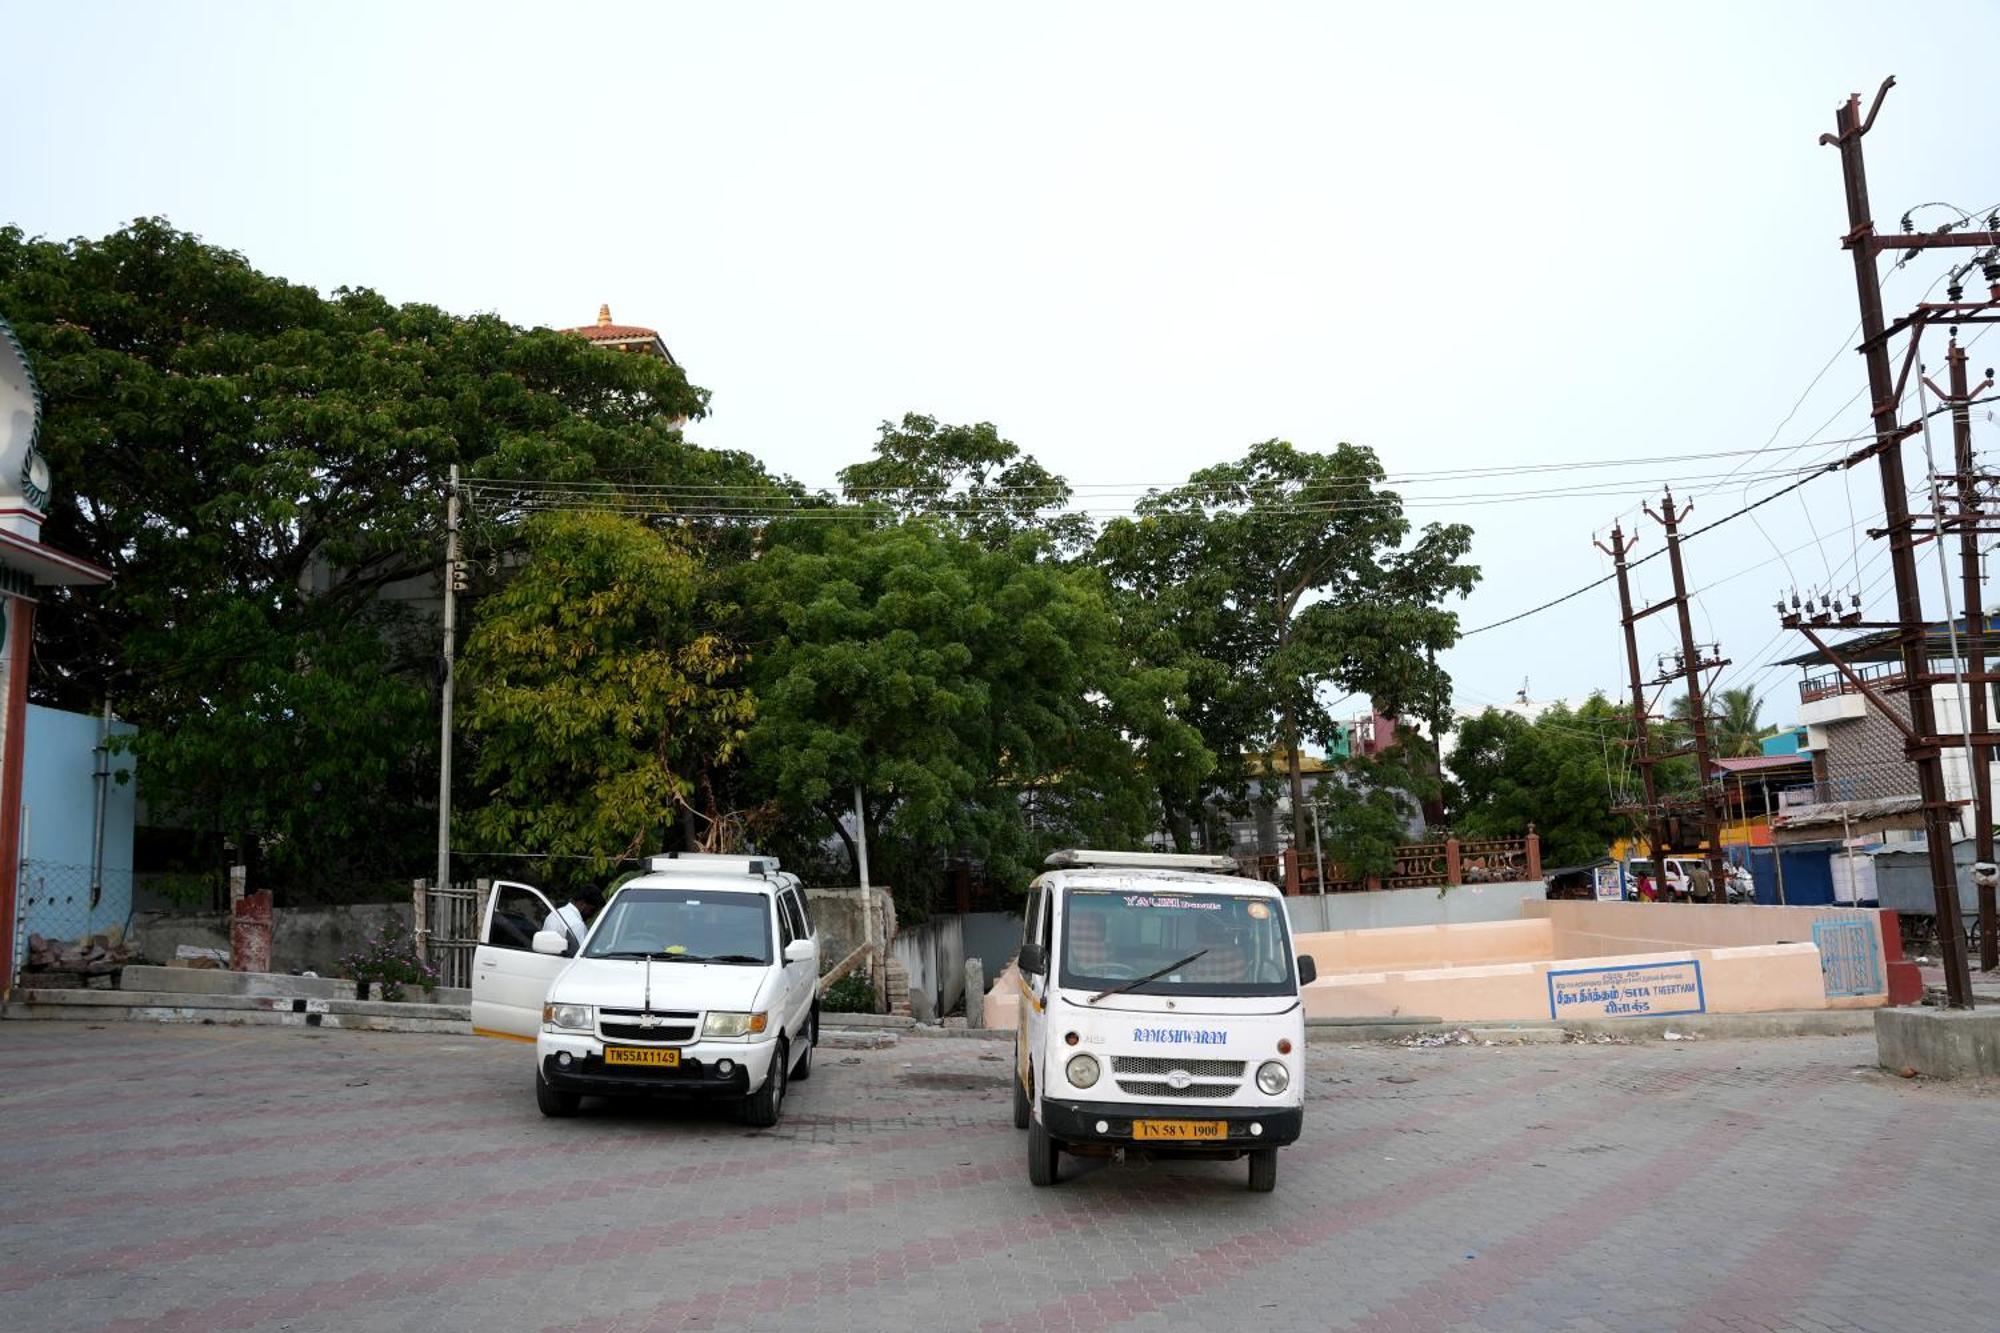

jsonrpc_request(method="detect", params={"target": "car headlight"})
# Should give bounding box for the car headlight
[1066,1053,1100,1089]
[542,1002,594,1032]
[702,1010,770,1039]
[1256,1060,1290,1095]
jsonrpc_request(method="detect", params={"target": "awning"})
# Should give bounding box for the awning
[0,528,110,587]
[1772,794,1927,844]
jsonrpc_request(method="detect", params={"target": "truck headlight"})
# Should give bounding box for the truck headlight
[1066,1054,1100,1089]
[702,1010,769,1039]
[1256,1060,1290,1095]
[542,1002,594,1032]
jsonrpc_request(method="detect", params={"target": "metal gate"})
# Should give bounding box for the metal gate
[415,879,484,990]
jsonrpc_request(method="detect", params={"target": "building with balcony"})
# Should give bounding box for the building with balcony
[1781,618,2000,839]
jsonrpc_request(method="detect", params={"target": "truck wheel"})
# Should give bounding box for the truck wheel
[1012,1036,1031,1130]
[1028,1116,1061,1186]
[1247,1148,1278,1193]
[535,1073,580,1119]
[743,1040,788,1128]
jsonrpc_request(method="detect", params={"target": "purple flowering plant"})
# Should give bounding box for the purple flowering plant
[341,925,440,1002]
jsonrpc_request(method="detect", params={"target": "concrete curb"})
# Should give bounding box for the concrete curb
[116,965,473,1008]
[4,987,472,1035]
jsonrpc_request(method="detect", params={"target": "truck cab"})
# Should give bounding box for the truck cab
[1013,849,1315,1192]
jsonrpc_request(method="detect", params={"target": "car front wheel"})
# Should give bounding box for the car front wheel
[536,1073,580,1119]
[743,1040,788,1128]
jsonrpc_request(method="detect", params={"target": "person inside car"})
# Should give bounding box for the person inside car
[543,886,606,956]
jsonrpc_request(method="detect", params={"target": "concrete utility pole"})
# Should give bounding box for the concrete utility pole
[1821,79,1995,1006]
[1946,337,1997,969]
[436,465,462,897]
[1596,524,1673,876]
[1647,492,1732,902]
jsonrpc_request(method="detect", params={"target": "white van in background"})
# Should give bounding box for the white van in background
[470,853,819,1127]
[1014,850,1313,1192]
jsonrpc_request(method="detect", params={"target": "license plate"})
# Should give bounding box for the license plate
[604,1047,680,1067]
[1132,1119,1226,1142]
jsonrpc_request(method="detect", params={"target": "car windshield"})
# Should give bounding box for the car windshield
[582,888,771,964]
[1058,887,1295,997]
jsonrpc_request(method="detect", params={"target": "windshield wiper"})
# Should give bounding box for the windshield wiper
[1089,949,1208,1004]
[703,954,766,964]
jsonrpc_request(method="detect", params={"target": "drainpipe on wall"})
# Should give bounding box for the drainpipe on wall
[89,699,110,916]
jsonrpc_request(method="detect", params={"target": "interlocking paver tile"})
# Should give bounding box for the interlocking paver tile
[0,1023,1994,1332]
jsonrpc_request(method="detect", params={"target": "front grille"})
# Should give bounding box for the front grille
[599,1009,699,1043]
[1115,1079,1241,1099]
[1111,1056,1244,1078]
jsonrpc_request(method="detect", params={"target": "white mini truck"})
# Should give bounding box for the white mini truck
[1014,850,1316,1192]
[469,854,819,1127]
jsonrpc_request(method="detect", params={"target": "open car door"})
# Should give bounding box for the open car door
[471,880,570,1041]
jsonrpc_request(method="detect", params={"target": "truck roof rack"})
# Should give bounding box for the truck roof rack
[1043,849,1242,874]
[646,852,782,877]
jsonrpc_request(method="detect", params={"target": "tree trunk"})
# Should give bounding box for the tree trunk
[1282,702,1307,854]
[825,803,859,880]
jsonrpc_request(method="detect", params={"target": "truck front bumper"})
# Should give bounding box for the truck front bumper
[1038,1097,1303,1150]
[537,1032,776,1098]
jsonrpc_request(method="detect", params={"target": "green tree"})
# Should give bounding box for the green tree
[0,218,750,893]
[1310,741,1437,880]
[742,518,1205,900]
[1671,686,1769,759]
[1446,699,1630,867]
[1096,440,1477,851]
[836,413,1091,554]
[456,513,754,889]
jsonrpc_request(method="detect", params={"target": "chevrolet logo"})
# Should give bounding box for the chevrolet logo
[637,1015,661,1030]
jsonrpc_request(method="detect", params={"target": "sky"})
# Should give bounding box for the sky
[6,1,2000,733]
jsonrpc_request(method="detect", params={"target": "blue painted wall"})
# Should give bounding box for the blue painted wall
[1762,727,1808,757]
[17,704,137,944]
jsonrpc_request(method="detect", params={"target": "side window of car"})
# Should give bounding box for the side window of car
[775,895,794,949]
[1021,885,1042,957]
[488,884,551,952]
[792,888,815,937]
[1038,887,1053,952]
[780,891,808,943]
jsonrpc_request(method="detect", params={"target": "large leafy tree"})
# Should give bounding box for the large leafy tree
[835,413,1092,555]
[1447,698,1632,867]
[456,513,753,889]
[0,218,747,893]
[1671,686,1771,759]
[1096,440,1477,852]
[742,518,1206,899]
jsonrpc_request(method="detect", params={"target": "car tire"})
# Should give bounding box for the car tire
[743,1040,788,1128]
[1012,1040,1031,1131]
[535,1073,580,1119]
[1027,1115,1060,1187]
[790,1030,813,1082]
[1247,1148,1278,1193]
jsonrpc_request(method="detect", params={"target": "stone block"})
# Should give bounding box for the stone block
[1875,1005,2000,1079]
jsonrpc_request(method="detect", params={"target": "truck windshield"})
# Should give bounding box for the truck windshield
[582,888,771,964]
[1058,887,1295,997]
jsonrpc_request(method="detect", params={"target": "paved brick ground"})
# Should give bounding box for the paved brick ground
[0,1022,1994,1332]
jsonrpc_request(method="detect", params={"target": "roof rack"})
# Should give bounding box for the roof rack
[646,852,782,877]
[1043,849,1241,874]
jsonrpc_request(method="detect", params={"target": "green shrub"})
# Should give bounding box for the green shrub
[820,973,876,1014]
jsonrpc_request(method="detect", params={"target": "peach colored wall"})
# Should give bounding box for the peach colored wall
[1295,919,1555,975]
[983,963,1022,1030]
[1299,943,1831,1022]
[1521,900,1885,1007]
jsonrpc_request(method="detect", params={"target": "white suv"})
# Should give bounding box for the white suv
[470,854,820,1127]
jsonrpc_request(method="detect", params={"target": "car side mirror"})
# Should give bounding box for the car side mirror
[532,930,570,957]
[1018,944,1047,976]
[1296,955,1318,986]
[783,939,814,965]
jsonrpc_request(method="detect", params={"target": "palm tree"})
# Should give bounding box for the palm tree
[1669,688,1767,758]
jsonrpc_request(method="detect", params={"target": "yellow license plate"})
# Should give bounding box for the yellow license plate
[604,1047,680,1067]
[1133,1119,1227,1142]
